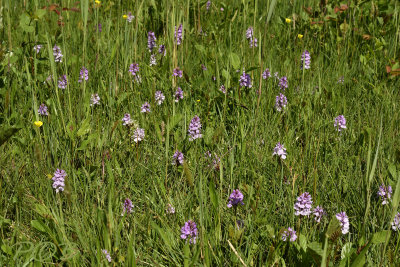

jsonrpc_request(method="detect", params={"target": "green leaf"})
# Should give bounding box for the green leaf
[371,230,390,244]
[351,254,366,267]
[230,52,240,70]
[34,9,47,20]
[151,221,172,249]
[33,203,53,220]
[31,219,48,233]
[246,66,259,73]
[350,243,371,267]
[308,241,323,256]
[77,133,99,151]
[0,216,11,228]
[266,0,278,25]
[1,244,12,255]
[391,172,400,221]
[195,44,205,54]
[341,242,354,259]
[168,114,182,130]
[222,69,230,81]
[388,164,397,180]
[326,217,341,238]
[0,125,22,146]
[183,162,193,187]
[77,117,91,137]
[265,225,275,238]
[204,127,214,145]
[19,13,34,33]
[299,234,307,252]
[209,180,218,209]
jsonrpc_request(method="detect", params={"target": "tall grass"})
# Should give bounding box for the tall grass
[0,0,400,265]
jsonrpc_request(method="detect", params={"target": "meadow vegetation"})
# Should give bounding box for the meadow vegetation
[0,0,400,265]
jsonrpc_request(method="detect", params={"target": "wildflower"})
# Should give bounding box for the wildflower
[127,12,134,22]
[129,63,139,76]
[38,104,49,116]
[278,76,288,90]
[172,150,184,165]
[33,45,42,54]
[212,76,216,81]
[249,38,257,48]
[140,102,151,113]
[46,75,53,82]
[301,50,311,70]
[166,204,175,214]
[90,93,100,106]
[174,87,184,102]
[274,72,279,79]
[158,44,166,56]
[174,24,183,45]
[180,220,198,244]
[336,211,350,234]
[298,34,303,39]
[285,18,291,23]
[219,85,226,94]
[122,15,127,19]
[338,76,344,84]
[132,128,145,143]
[155,91,165,105]
[58,75,68,89]
[147,31,157,52]
[95,0,101,5]
[122,113,133,126]
[246,27,254,40]
[205,151,220,170]
[123,198,134,214]
[133,75,142,84]
[34,121,43,127]
[239,71,252,88]
[262,68,271,79]
[150,54,157,66]
[188,116,202,141]
[392,212,400,231]
[227,189,244,208]
[78,67,89,83]
[378,184,392,205]
[272,142,287,159]
[294,192,313,216]
[53,45,63,62]
[52,169,66,193]
[334,115,347,132]
[97,23,102,33]
[313,206,325,223]
[206,1,211,10]
[275,93,288,112]
[236,220,244,230]
[201,64,207,71]
[102,249,112,263]
[199,27,207,36]
[220,7,224,11]
[282,227,297,242]
[246,27,258,48]
[173,67,183,78]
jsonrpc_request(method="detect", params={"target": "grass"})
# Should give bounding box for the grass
[1,0,400,265]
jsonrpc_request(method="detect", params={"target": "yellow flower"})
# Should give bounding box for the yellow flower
[285,18,292,23]
[298,34,303,39]
[123,15,128,19]
[95,0,101,4]
[196,99,200,102]
[34,121,43,127]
